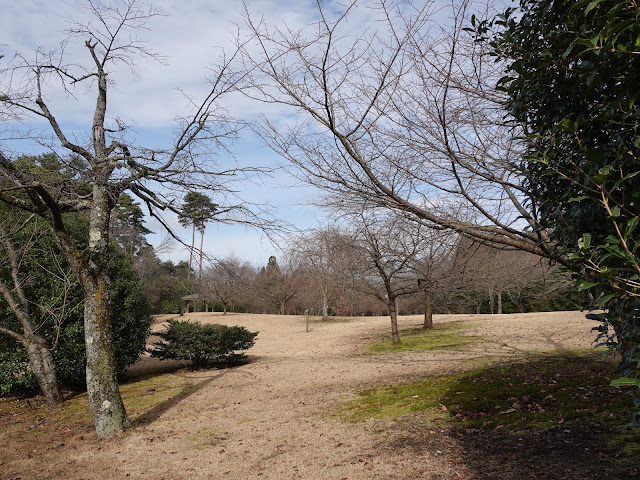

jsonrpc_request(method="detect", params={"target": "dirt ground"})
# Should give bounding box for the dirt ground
[0,311,604,479]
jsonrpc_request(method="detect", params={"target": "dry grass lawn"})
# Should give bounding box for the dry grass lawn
[0,311,634,479]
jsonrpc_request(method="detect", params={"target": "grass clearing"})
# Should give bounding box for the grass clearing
[339,350,640,469]
[367,321,479,353]
[0,370,197,435]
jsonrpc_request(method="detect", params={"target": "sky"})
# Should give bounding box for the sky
[0,0,346,266]
[1,0,472,267]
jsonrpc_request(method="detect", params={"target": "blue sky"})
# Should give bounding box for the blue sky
[1,0,340,266]
[2,0,483,267]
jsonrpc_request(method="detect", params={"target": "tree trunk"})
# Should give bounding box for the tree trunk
[489,289,495,314]
[84,186,129,438]
[388,296,401,345]
[25,339,63,407]
[198,226,204,281]
[497,290,502,314]
[322,288,329,320]
[0,247,63,407]
[188,223,195,280]
[422,290,433,329]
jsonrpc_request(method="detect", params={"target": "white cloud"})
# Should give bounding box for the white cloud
[2,0,413,263]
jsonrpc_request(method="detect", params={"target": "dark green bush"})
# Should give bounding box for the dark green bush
[151,320,258,368]
[51,250,153,386]
[0,213,152,394]
[0,347,35,396]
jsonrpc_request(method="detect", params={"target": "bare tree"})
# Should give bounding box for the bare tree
[410,229,459,329]
[253,255,302,315]
[0,1,271,437]
[0,212,63,406]
[202,255,254,314]
[289,225,357,319]
[346,209,426,344]
[450,239,570,314]
[241,0,558,260]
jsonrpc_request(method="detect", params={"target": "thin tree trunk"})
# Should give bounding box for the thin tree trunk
[322,288,329,320]
[188,223,195,280]
[422,290,433,329]
[489,289,495,314]
[199,226,204,281]
[497,290,502,314]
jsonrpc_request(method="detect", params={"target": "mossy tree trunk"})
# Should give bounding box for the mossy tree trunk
[25,339,63,407]
[83,185,129,437]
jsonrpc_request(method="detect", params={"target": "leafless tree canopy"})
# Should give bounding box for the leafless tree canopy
[241,0,555,260]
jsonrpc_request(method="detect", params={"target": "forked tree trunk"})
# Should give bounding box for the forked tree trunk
[0,234,63,408]
[422,290,433,329]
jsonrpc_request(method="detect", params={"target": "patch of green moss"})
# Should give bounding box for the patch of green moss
[340,377,455,422]
[367,322,480,354]
[190,427,222,450]
[339,350,640,466]
[58,393,93,422]
[119,372,194,419]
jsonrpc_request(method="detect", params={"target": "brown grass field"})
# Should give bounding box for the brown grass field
[1,311,638,480]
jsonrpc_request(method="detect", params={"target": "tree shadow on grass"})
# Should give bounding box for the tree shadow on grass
[127,358,251,428]
[131,372,224,427]
[382,353,640,479]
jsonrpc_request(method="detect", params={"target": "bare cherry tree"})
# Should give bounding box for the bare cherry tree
[0,212,64,406]
[0,1,270,437]
[410,229,459,329]
[289,225,358,319]
[346,209,428,344]
[202,255,254,314]
[242,0,557,260]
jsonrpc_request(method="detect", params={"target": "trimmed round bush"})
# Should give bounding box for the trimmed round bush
[151,320,258,368]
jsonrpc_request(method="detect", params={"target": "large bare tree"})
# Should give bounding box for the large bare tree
[242,0,557,260]
[0,0,269,437]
